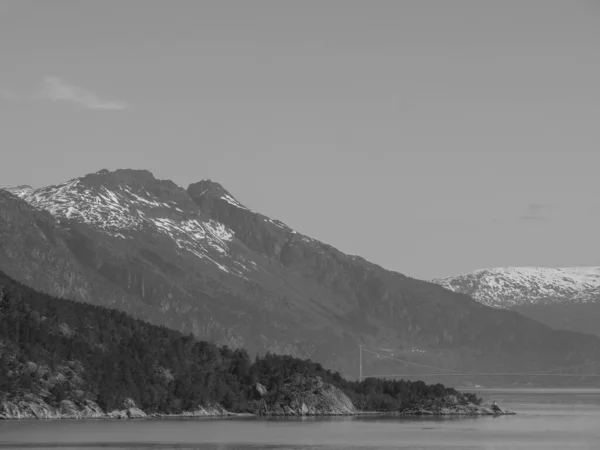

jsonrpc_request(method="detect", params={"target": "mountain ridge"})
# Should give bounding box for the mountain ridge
[433,266,600,308]
[433,266,600,337]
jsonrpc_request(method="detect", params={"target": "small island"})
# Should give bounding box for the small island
[0,272,514,420]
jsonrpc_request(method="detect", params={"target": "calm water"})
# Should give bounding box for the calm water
[1,389,599,450]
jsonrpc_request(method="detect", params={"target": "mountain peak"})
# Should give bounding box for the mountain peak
[21,169,197,235]
[82,168,164,188]
[188,179,247,210]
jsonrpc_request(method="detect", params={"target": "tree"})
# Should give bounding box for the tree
[0,286,8,312]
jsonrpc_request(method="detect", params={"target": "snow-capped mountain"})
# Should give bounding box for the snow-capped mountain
[0,184,33,197]
[22,170,251,278]
[433,267,600,308]
[2,168,600,382]
[433,267,600,338]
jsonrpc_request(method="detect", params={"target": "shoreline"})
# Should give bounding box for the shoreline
[0,405,516,421]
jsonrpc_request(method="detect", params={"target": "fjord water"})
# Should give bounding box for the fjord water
[1,389,599,450]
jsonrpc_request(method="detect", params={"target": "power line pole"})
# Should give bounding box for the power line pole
[359,344,362,381]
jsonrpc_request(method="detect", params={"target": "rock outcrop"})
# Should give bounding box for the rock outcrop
[255,382,268,397]
[256,376,356,416]
[399,402,515,416]
[105,398,148,419]
[385,394,515,416]
[150,404,234,418]
[0,396,106,420]
[0,377,357,420]
[0,396,148,420]
[0,388,514,420]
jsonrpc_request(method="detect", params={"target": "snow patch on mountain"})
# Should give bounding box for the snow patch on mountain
[433,267,600,308]
[221,193,249,210]
[268,219,286,229]
[20,176,246,276]
[25,179,147,232]
[0,185,34,198]
[191,179,250,211]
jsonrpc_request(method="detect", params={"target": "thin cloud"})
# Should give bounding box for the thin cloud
[39,77,130,110]
[518,203,555,221]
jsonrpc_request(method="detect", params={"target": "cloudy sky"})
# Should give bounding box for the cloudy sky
[1,0,599,279]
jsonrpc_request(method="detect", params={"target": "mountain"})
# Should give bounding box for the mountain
[2,169,600,385]
[433,267,600,337]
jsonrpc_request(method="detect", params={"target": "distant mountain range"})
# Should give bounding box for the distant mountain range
[433,267,600,337]
[2,169,600,385]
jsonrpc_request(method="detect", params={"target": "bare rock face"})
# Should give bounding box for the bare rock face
[483,402,515,415]
[58,400,81,418]
[107,398,147,419]
[126,408,147,418]
[0,394,59,419]
[154,404,231,418]
[106,410,127,419]
[0,396,106,420]
[80,400,106,418]
[258,376,356,416]
[401,401,516,416]
[299,402,309,415]
[255,382,268,397]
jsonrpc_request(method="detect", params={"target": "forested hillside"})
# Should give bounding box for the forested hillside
[0,270,478,415]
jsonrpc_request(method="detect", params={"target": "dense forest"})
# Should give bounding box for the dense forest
[0,270,478,414]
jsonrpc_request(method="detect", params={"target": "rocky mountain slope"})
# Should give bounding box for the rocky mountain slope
[433,267,600,337]
[2,169,600,383]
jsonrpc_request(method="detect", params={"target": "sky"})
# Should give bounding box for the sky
[1,0,599,279]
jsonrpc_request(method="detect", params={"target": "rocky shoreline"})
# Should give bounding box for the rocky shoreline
[0,395,241,421]
[0,397,515,421]
[256,403,515,417]
[0,378,514,421]
[376,403,516,416]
